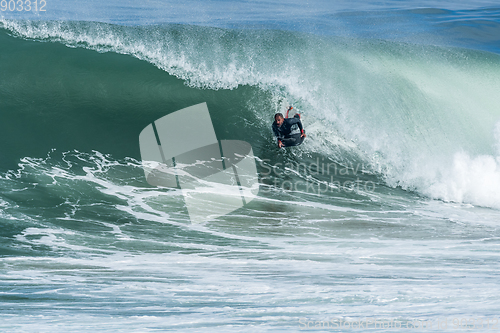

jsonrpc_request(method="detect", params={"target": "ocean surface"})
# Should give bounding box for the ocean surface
[1,1,500,332]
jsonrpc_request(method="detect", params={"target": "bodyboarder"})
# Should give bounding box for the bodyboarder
[272,107,306,148]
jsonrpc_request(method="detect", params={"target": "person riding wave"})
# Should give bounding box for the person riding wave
[272,108,306,148]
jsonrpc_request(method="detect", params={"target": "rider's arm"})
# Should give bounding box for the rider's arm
[272,123,283,146]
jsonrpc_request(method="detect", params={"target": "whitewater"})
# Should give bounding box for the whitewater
[1,0,500,332]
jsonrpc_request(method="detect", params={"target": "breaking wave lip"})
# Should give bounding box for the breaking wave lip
[0,19,302,91]
[1,18,500,210]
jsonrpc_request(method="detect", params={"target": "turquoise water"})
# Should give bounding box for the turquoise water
[1,1,500,332]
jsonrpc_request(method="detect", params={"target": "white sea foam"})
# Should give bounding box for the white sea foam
[423,122,500,209]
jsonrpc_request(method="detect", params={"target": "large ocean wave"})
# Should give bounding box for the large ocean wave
[1,19,500,209]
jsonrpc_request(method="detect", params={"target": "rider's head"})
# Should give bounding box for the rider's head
[275,113,284,126]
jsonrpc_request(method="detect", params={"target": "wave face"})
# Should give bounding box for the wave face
[1,20,500,209]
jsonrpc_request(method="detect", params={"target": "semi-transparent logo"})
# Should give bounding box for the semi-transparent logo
[139,102,259,223]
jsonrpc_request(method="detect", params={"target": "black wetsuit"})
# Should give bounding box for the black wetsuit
[272,114,305,147]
